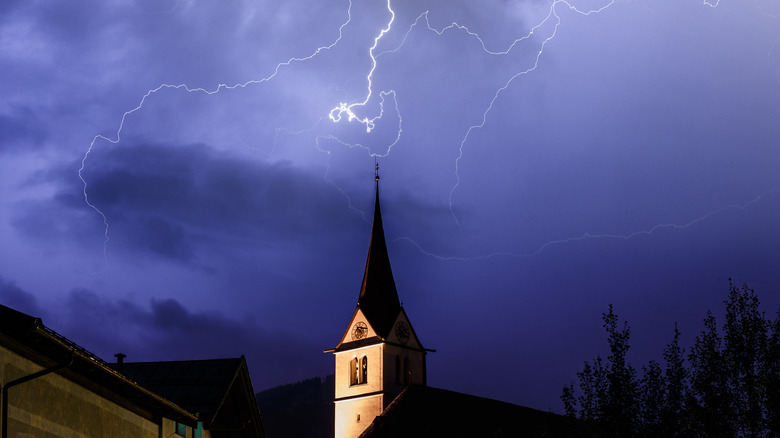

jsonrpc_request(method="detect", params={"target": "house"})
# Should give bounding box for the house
[116,358,264,438]
[0,304,264,438]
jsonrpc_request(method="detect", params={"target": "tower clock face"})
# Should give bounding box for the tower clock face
[351,322,368,341]
[395,321,410,344]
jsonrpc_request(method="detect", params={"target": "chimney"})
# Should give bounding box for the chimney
[114,353,126,371]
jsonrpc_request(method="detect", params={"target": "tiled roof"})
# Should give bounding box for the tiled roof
[116,357,265,438]
[117,358,242,419]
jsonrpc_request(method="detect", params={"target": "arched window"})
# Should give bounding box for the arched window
[395,355,401,385]
[350,357,359,386]
[361,356,368,384]
[403,357,410,385]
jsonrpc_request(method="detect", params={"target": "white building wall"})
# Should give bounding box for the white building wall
[334,393,384,438]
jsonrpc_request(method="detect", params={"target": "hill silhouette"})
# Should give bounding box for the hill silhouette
[256,375,334,438]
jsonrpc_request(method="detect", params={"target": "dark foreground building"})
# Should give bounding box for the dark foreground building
[360,385,588,438]
[0,304,264,438]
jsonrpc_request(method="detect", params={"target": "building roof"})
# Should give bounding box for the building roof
[117,358,265,438]
[356,179,402,339]
[358,385,595,438]
[0,304,197,425]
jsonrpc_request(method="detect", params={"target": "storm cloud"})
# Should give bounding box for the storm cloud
[2,0,779,411]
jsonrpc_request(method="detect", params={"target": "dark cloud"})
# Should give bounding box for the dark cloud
[0,275,45,317]
[13,142,361,264]
[0,106,47,151]
[0,274,328,390]
[53,287,328,391]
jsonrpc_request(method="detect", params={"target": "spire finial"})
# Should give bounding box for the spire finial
[375,159,380,182]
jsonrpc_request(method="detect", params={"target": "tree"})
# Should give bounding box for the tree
[722,282,769,436]
[562,305,637,436]
[688,281,776,437]
[688,310,734,437]
[764,309,780,435]
[637,360,664,436]
[562,281,780,437]
[602,305,638,437]
[662,323,690,436]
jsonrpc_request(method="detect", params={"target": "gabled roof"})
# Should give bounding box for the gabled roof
[0,304,197,425]
[358,385,594,438]
[117,358,264,438]
[356,179,402,339]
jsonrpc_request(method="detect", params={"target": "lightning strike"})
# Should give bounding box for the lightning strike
[82,0,767,270]
[322,0,617,234]
[313,91,403,222]
[328,0,396,133]
[81,0,359,260]
[442,0,620,231]
[394,188,778,262]
[527,188,778,257]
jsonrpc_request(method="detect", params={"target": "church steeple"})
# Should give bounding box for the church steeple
[357,171,401,339]
[329,167,428,438]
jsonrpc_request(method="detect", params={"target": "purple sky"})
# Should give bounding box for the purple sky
[2,0,780,412]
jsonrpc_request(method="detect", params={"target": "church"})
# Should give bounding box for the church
[0,171,588,438]
[325,171,587,438]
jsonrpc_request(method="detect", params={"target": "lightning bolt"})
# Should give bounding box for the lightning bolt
[316,0,768,264]
[83,0,755,267]
[314,0,619,230]
[80,0,360,260]
[394,187,778,261]
[443,0,620,231]
[328,0,396,134]
[527,188,778,257]
[324,0,618,233]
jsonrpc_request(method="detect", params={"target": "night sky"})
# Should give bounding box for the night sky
[2,0,780,412]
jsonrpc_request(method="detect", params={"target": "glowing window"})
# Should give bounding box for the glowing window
[350,357,359,385]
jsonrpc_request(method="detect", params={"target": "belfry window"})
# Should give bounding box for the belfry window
[403,357,410,385]
[350,355,368,386]
[350,357,359,385]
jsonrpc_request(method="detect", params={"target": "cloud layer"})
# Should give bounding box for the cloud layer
[1,0,779,411]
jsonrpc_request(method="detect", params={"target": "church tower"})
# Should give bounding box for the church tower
[327,171,428,438]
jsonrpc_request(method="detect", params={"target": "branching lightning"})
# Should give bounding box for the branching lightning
[394,188,778,262]
[526,188,778,257]
[438,0,620,231]
[328,0,396,134]
[322,0,768,263]
[80,0,360,260]
[82,0,762,268]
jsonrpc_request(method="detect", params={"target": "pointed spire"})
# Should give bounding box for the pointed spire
[357,164,401,338]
